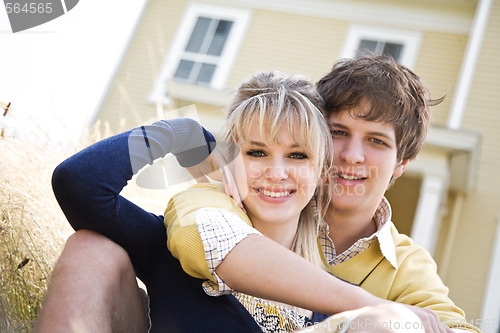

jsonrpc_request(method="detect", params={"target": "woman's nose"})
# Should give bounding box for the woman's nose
[264,159,288,181]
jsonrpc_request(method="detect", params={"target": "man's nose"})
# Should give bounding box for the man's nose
[339,138,365,164]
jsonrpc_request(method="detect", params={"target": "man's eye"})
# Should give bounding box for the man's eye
[289,152,308,160]
[246,150,266,157]
[370,138,387,146]
[331,129,346,136]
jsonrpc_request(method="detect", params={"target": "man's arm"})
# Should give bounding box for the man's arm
[51,118,214,279]
[389,246,480,332]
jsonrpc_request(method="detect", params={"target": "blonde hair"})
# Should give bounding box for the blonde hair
[222,71,333,268]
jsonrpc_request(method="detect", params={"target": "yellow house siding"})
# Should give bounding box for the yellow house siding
[228,8,347,87]
[443,0,500,321]
[415,31,468,127]
[172,98,227,135]
[385,174,421,237]
[446,194,499,321]
[97,0,187,133]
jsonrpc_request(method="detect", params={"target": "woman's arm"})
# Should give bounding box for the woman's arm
[165,185,386,313]
[217,234,385,314]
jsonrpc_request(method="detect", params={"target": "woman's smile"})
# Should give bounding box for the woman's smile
[254,187,295,201]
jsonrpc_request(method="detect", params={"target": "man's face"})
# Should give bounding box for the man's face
[327,106,409,215]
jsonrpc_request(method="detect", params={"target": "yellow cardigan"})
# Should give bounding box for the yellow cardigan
[164,184,480,332]
[323,226,480,332]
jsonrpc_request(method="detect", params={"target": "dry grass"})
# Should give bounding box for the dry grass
[0,136,74,332]
[0,112,175,331]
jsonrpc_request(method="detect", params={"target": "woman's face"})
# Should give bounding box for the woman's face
[234,119,319,230]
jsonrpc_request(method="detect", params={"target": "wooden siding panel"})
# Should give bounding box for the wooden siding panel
[445,194,499,320]
[444,0,500,321]
[97,0,187,133]
[228,8,347,88]
[415,31,468,127]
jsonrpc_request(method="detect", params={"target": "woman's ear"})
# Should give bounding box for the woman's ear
[393,159,410,180]
[317,170,331,187]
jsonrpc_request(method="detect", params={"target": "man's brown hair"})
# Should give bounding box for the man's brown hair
[316,56,443,161]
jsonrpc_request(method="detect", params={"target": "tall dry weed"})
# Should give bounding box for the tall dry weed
[0,137,74,332]
[0,108,175,331]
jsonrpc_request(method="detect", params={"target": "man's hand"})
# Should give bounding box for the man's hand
[185,146,246,212]
[402,304,454,333]
[184,156,212,183]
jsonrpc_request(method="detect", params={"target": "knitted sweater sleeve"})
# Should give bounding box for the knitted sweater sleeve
[51,118,215,280]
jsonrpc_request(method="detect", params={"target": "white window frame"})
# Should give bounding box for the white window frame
[150,3,250,105]
[341,25,422,68]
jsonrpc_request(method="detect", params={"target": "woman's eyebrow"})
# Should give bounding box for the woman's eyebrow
[246,141,267,147]
[247,140,301,149]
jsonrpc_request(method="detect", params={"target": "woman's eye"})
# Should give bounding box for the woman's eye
[289,152,308,160]
[246,150,267,158]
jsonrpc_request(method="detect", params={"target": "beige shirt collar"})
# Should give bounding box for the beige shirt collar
[320,197,398,269]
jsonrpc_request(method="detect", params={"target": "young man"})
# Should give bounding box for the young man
[36,57,478,332]
[317,57,469,326]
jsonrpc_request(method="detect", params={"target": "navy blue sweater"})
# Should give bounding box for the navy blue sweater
[52,118,327,332]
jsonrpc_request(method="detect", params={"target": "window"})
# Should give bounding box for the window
[173,17,233,85]
[356,39,403,60]
[151,4,250,105]
[342,26,421,68]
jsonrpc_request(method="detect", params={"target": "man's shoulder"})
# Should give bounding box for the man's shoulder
[389,222,434,263]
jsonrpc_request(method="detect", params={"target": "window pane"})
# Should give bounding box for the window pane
[196,63,216,84]
[383,42,403,61]
[174,60,194,80]
[185,17,211,53]
[207,20,233,56]
[356,39,377,58]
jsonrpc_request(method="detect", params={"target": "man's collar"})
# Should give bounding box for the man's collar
[373,197,398,269]
[319,197,398,269]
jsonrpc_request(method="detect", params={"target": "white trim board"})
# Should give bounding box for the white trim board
[481,215,500,333]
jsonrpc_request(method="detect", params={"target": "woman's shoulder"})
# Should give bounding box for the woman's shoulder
[172,183,227,206]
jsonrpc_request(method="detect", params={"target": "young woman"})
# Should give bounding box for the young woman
[164,71,334,331]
